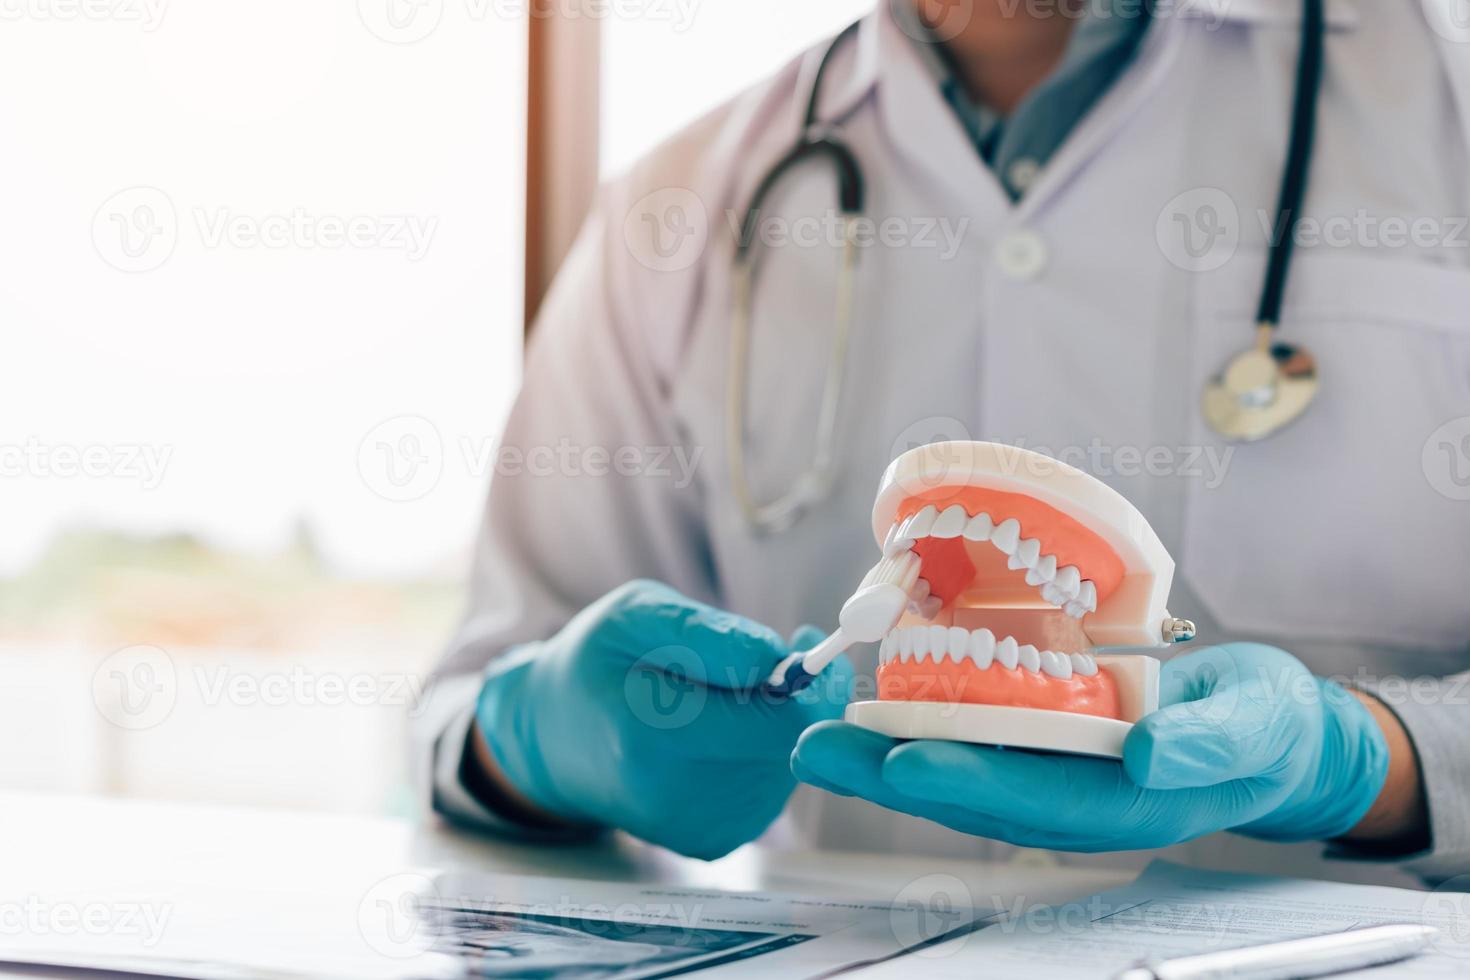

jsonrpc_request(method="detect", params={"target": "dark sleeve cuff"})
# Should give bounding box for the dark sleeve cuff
[1329,674,1470,882]
[430,697,602,843]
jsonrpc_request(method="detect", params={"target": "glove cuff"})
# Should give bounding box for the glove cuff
[474,645,592,826]
[1320,678,1394,839]
[1250,677,1391,843]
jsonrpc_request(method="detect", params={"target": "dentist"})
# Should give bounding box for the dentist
[417,0,1470,884]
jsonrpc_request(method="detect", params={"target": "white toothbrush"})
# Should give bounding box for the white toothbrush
[764,551,921,697]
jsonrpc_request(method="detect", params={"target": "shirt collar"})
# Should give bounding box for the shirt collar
[814,0,1357,131]
[1173,0,1359,31]
[918,0,1155,127]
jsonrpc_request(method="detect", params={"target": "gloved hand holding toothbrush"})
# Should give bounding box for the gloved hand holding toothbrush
[470,579,853,860]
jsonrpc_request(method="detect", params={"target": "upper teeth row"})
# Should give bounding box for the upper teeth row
[883,505,1098,619]
[880,625,1097,679]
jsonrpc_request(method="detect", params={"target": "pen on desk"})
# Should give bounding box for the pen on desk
[1112,923,1438,980]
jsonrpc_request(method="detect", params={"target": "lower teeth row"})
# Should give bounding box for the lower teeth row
[880,625,1097,679]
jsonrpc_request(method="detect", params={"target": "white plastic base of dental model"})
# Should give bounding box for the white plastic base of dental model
[843,654,1161,760]
[844,701,1135,759]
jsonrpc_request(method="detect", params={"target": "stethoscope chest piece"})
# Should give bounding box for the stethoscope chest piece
[1199,0,1326,444]
[1202,327,1319,441]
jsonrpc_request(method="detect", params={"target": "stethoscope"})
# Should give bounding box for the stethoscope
[728,2,1325,534]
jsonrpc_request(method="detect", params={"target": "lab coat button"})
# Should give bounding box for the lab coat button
[1006,157,1041,194]
[994,230,1047,280]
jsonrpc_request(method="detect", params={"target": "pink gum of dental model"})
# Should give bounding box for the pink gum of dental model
[845,441,1180,757]
[878,648,1122,719]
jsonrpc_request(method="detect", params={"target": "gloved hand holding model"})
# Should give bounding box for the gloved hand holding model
[793,642,1390,851]
[472,579,852,860]
[786,442,1395,851]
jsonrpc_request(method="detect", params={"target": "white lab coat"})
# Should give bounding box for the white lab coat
[421,0,1470,887]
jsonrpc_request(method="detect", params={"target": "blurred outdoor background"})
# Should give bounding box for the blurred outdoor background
[1,0,870,817]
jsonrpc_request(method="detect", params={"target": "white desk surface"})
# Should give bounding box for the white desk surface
[0,790,1132,978]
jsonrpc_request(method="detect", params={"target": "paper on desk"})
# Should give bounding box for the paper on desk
[850,860,1470,979]
[406,868,992,979]
[0,867,992,980]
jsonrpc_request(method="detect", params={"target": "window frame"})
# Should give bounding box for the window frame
[523,13,601,331]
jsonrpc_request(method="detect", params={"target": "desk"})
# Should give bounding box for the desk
[0,791,1130,977]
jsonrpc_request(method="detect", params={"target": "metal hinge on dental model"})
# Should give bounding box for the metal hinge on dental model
[1163,618,1197,643]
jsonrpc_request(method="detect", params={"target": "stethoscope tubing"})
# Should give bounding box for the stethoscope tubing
[1256,0,1324,332]
[728,0,1326,531]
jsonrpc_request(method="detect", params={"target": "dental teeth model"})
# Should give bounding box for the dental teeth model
[770,440,1195,759]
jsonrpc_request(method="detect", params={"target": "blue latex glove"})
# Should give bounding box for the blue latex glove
[476,579,852,859]
[792,643,1390,851]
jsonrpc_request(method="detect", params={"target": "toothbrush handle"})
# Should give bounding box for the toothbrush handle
[762,629,849,699]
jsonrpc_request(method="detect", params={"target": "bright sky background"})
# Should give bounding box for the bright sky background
[1,0,873,581]
[0,1,526,579]
[601,0,875,178]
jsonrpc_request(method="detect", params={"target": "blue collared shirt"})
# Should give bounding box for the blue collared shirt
[916,0,1153,199]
